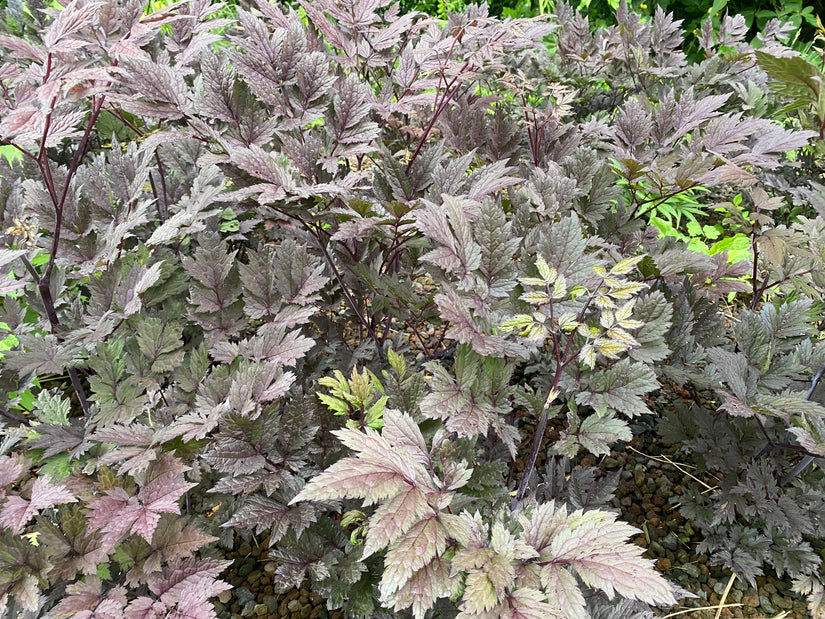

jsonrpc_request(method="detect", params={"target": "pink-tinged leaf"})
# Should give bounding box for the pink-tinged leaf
[14,574,40,612]
[363,486,431,558]
[44,0,101,49]
[52,577,127,619]
[124,597,161,619]
[134,458,196,540]
[147,557,232,605]
[0,35,47,61]
[88,487,141,549]
[89,455,194,545]
[0,497,32,534]
[0,108,38,138]
[381,516,447,594]
[382,408,429,465]
[330,217,383,241]
[0,476,76,533]
[717,392,758,419]
[540,564,586,619]
[501,588,563,619]
[43,108,86,147]
[293,413,435,506]
[548,509,677,606]
[290,456,412,505]
[381,557,453,619]
[0,454,27,489]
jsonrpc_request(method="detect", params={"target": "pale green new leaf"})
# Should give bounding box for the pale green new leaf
[34,390,70,426]
[521,291,551,305]
[535,255,555,283]
[609,255,645,275]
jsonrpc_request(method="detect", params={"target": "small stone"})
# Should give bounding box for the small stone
[236,588,255,604]
[238,562,254,579]
[713,580,728,596]
[241,601,256,617]
[759,595,776,615]
[239,542,253,556]
[656,557,671,570]
[648,541,665,557]
[679,563,701,579]
[263,595,279,613]
[247,570,261,583]
[301,604,312,618]
[288,599,303,613]
[218,590,232,604]
[603,457,621,469]
[661,532,679,551]
[742,590,759,607]
[771,593,791,609]
[254,604,268,617]
[264,562,277,574]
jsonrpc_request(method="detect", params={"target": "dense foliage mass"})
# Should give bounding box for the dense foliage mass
[2,0,825,616]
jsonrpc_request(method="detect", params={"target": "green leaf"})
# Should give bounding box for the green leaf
[756,51,824,104]
[135,317,184,374]
[609,255,644,276]
[574,412,632,455]
[34,390,70,426]
[387,348,407,379]
[535,255,556,283]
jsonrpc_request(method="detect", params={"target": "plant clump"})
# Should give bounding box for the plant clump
[1,0,825,616]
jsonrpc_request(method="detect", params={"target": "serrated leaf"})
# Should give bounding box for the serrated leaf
[135,317,184,374]
[536,255,556,283]
[594,338,631,358]
[569,413,632,456]
[526,504,677,607]
[381,516,447,600]
[363,486,430,558]
[0,476,76,533]
[521,291,551,305]
[607,282,648,299]
[576,359,658,417]
[610,256,645,275]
